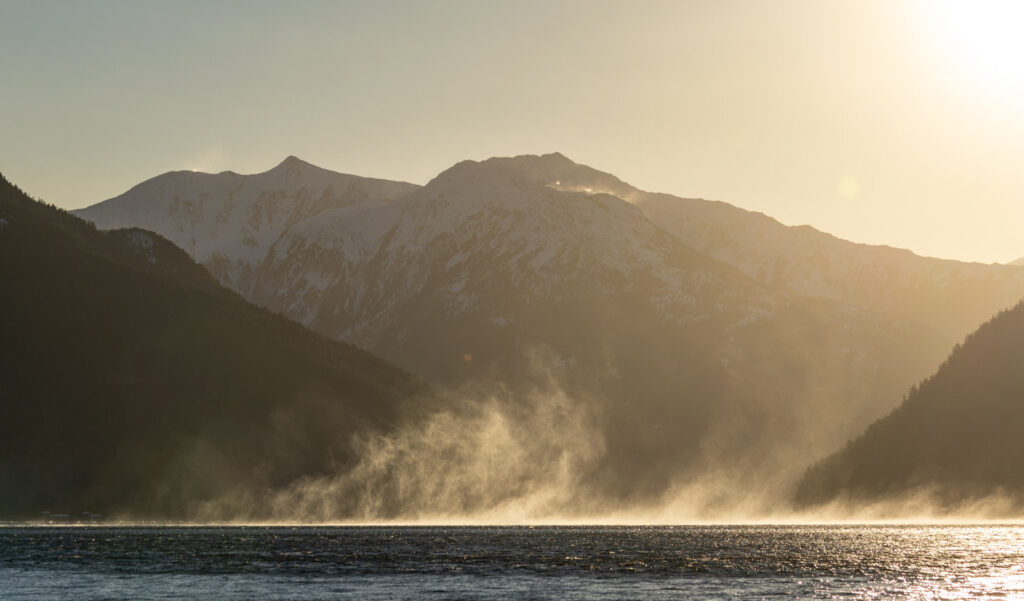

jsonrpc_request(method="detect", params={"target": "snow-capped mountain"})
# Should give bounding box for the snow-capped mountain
[79,156,419,296]
[76,153,1021,510]
[632,194,1024,344]
[474,153,1024,344]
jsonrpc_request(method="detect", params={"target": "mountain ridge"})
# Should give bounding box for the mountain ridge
[0,173,430,519]
[74,154,968,513]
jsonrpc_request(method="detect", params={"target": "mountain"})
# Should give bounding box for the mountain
[80,153,1024,349]
[77,156,420,297]
[76,155,965,514]
[490,153,1024,345]
[794,300,1024,511]
[0,174,428,519]
[631,194,1024,344]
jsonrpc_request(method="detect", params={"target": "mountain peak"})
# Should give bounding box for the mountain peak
[425,152,636,199]
[525,151,573,165]
[272,155,313,170]
[259,155,336,181]
[488,152,574,168]
[493,152,636,198]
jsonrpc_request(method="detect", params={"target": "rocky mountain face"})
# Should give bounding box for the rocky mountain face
[0,174,429,519]
[75,154,1024,514]
[794,299,1024,513]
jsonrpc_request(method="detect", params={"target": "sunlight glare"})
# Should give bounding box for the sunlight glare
[928,0,1024,97]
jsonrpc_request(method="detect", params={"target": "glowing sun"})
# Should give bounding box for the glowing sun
[928,0,1024,96]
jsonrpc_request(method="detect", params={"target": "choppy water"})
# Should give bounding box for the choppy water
[2,525,1023,600]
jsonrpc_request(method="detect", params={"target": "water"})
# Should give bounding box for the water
[2,525,1023,599]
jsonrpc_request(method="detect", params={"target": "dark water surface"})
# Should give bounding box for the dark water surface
[2,525,1023,599]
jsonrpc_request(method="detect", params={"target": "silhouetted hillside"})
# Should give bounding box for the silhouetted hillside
[795,300,1024,509]
[0,174,428,519]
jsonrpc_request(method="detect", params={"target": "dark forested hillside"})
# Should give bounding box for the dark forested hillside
[0,174,428,519]
[795,300,1024,509]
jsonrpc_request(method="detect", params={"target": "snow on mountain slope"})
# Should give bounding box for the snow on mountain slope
[482,153,1024,345]
[78,156,419,294]
[82,151,1024,351]
[75,154,952,510]
[632,192,1024,343]
[249,155,739,347]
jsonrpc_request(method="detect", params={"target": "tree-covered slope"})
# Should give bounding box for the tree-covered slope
[0,174,427,519]
[795,300,1024,509]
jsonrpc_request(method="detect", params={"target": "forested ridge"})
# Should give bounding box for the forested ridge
[0,174,429,518]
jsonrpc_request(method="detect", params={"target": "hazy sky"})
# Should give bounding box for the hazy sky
[2,0,1022,263]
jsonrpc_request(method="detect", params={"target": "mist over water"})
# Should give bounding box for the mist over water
[196,376,608,523]
[184,362,1023,525]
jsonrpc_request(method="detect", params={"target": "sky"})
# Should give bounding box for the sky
[2,0,1022,264]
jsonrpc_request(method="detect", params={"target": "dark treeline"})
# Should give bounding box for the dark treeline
[0,174,430,519]
[795,299,1024,508]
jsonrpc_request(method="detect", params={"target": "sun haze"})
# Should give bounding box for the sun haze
[1,0,1021,263]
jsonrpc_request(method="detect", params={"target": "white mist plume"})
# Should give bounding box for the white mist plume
[199,381,606,523]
